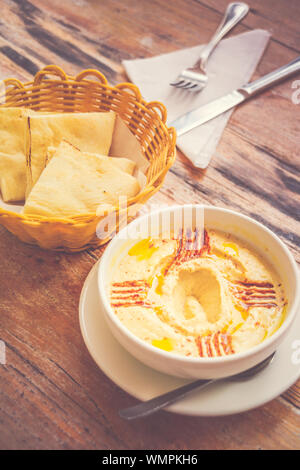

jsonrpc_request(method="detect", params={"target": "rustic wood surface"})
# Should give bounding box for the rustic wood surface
[0,0,299,450]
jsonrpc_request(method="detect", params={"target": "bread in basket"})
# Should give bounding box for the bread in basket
[0,65,176,252]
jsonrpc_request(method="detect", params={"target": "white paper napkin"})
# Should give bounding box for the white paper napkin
[123,29,271,168]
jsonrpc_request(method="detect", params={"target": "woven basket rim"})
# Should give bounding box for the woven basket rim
[0,65,176,224]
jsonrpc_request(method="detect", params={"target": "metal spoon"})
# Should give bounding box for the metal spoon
[119,352,275,420]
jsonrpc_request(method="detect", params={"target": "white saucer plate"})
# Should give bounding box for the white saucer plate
[79,262,300,417]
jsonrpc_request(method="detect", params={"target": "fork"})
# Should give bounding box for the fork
[170,2,249,92]
[119,352,275,420]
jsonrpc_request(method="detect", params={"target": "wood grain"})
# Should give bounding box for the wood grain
[0,0,299,450]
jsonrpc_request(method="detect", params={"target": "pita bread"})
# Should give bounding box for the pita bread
[23,141,140,218]
[26,111,116,197]
[0,151,27,202]
[0,107,29,202]
[46,141,136,175]
[0,107,57,202]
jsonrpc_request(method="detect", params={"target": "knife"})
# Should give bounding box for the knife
[170,56,300,136]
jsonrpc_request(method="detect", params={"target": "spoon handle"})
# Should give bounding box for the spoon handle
[119,378,215,420]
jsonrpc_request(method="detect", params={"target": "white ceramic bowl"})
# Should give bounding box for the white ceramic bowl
[98,205,300,379]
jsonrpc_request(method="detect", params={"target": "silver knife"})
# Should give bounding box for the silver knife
[170,56,300,136]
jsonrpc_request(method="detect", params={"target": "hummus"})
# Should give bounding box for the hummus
[110,229,286,358]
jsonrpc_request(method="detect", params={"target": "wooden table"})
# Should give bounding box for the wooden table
[0,0,299,450]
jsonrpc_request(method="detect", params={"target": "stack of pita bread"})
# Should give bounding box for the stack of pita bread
[0,107,141,217]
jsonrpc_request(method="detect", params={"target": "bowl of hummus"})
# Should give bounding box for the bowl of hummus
[98,205,299,379]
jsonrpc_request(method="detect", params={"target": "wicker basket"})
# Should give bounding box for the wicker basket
[0,65,176,252]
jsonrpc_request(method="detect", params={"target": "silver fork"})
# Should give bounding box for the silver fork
[170,2,249,92]
[119,352,275,420]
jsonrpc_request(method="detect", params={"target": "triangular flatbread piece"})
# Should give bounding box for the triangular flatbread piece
[46,140,136,175]
[0,107,57,202]
[26,111,116,197]
[0,107,29,202]
[0,151,27,202]
[23,141,140,218]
